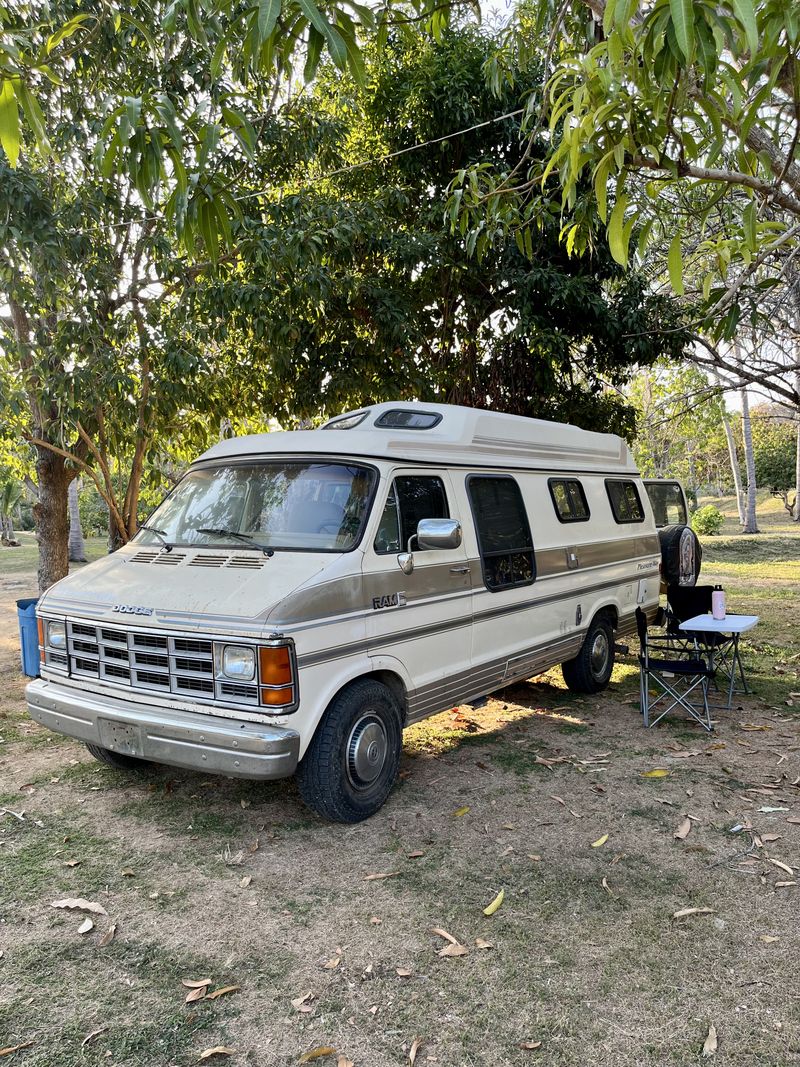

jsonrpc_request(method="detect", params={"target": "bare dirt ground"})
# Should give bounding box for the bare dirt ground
[2,553,800,1067]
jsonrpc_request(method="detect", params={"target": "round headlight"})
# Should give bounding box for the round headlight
[221,646,255,681]
[47,621,67,649]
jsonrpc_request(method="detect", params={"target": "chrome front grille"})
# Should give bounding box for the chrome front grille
[65,621,224,702]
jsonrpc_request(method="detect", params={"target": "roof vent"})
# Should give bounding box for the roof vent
[374,409,442,430]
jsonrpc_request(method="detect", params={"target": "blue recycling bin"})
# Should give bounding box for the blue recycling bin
[17,597,40,678]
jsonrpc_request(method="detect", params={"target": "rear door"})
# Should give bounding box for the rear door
[362,470,472,723]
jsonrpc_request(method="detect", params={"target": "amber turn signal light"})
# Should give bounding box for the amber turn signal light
[259,645,292,687]
[260,686,294,706]
[37,617,45,647]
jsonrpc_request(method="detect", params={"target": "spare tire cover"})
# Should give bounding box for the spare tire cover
[658,524,702,587]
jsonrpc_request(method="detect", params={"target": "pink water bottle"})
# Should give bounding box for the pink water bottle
[712,585,726,620]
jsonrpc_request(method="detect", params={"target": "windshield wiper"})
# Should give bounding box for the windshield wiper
[196,528,274,557]
[138,524,174,553]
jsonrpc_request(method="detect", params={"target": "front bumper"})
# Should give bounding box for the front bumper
[26,678,300,780]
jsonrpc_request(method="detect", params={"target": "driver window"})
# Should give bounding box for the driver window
[374,476,449,555]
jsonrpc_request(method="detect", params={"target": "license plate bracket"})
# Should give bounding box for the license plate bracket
[98,719,142,757]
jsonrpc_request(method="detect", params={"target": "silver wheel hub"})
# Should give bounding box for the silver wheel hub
[590,631,609,676]
[347,714,388,788]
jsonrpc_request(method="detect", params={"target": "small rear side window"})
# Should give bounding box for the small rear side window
[374,410,442,430]
[606,479,645,524]
[548,479,590,523]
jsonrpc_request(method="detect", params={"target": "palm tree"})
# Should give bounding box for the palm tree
[68,478,87,562]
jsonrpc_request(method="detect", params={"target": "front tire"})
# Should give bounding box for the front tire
[561,615,615,694]
[85,743,151,771]
[296,679,403,823]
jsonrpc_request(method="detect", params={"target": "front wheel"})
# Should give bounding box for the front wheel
[561,615,615,694]
[296,679,403,823]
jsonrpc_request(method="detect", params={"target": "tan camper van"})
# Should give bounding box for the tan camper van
[27,403,695,821]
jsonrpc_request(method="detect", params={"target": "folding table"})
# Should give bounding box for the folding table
[678,613,759,709]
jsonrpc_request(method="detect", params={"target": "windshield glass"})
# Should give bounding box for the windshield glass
[136,462,376,552]
[644,481,687,527]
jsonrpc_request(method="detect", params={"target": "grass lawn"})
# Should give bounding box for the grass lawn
[1,510,799,1066]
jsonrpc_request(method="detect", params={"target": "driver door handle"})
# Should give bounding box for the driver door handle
[449,565,470,575]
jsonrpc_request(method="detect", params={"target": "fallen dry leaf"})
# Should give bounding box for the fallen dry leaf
[206,985,240,1001]
[409,1037,423,1065]
[674,818,692,841]
[407,850,425,859]
[474,938,493,950]
[97,923,116,947]
[323,957,341,970]
[199,1049,236,1061]
[768,858,794,876]
[673,907,715,919]
[549,794,565,806]
[337,1058,354,1067]
[702,1024,718,1058]
[363,872,400,881]
[77,917,94,935]
[760,935,780,943]
[762,834,781,843]
[182,979,213,989]
[186,986,207,1004]
[438,943,468,957]
[519,1041,542,1051]
[775,880,797,888]
[298,1048,337,1064]
[453,806,470,817]
[640,769,671,778]
[601,877,613,897]
[396,967,413,977]
[483,889,504,916]
[0,1042,34,1058]
[291,991,315,1012]
[239,876,252,888]
[63,859,81,868]
[51,897,108,916]
[591,834,609,848]
[80,1028,106,1048]
[431,927,459,945]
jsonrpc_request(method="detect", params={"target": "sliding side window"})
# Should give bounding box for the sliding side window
[606,479,645,524]
[468,475,535,591]
[548,478,590,523]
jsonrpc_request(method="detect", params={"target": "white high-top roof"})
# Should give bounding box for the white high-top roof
[199,402,637,474]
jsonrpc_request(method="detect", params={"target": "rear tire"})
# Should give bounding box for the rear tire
[561,615,615,694]
[296,679,403,823]
[85,743,151,771]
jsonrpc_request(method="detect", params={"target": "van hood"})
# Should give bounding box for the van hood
[39,545,338,636]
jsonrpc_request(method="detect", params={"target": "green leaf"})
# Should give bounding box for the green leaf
[668,233,684,295]
[731,0,758,53]
[257,0,282,42]
[303,25,324,82]
[15,82,49,155]
[742,201,757,251]
[46,13,92,54]
[295,0,348,70]
[608,194,630,266]
[593,150,615,224]
[668,0,694,61]
[0,79,20,167]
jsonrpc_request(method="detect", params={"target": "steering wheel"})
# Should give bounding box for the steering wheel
[317,522,341,534]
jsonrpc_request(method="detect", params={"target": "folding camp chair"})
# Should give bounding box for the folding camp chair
[635,607,715,731]
[666,584,745,699]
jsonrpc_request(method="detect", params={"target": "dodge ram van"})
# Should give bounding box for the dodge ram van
[27,403,693,821]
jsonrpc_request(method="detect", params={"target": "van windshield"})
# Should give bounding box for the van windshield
[136,462,376,552]
[644,481,687,528]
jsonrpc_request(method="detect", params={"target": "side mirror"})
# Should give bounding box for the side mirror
[416,518,462,551]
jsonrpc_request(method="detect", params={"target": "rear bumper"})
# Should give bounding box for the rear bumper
[25,678,300,780]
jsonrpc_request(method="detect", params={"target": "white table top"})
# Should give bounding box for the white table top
[678,613,759,634]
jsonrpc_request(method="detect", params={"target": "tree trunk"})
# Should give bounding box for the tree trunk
[711,368,746,524]
[739,386,760,534]
[33,447,76,593]
[794,415,800,522]
[68,478,87,562]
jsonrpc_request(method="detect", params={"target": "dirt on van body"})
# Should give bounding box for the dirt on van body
[1,557,800,1067]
